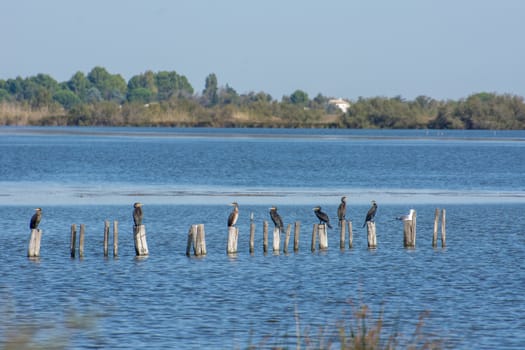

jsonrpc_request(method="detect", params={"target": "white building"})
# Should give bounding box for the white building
[328,98,350,113]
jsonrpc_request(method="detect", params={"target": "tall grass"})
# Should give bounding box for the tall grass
[247,302,445,350]
[1,302,444,349]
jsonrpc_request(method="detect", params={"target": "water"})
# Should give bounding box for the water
[0,127,524,349]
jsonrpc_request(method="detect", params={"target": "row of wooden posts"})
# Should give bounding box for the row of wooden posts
[27,209,447,258]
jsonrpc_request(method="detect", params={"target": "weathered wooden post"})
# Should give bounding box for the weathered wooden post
[403,220,412,247]
[112,221,118,257]
[311,224,317,252]
[79,224,85,258]
[318,224,328,250]
[432,208,439,247]
[348,220,353,248]
[283,224,292,253]
[272,227,280,253]
[263,221,269,253]
[412,211,417,246]
[70,224,77,258]
[249,218,255,254]
[293,221,300,252]
[366,221,377,248]
[134,224,149,256]
[227,226,239,254]
[196,224,207,256]
[403,210,417,248]
[186,225,195,257]
[27,229,42,257]
[103,220,109,257]
[188,224,207,256]
[339,220,346,249]
[441,209,446,248]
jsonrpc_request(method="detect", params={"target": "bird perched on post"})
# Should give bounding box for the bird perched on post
[396,209,415,221]
[30,208,42,229]
[269,206,284,232]
[337,196,347,223]
[228,202,239,227]
[133,202,143,227]
[313,206,332,228]
[362,200,377,227]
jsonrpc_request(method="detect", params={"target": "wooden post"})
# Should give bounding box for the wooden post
[441,209,447,248]
[187,224,207,256]
[339,220,346,249]
[103,220,109,257]
[366,221,377,248]
[318,224,328,250]
[113,221,118,257]
[79,224,85,258]
[134,224,149,256]
[348,220,353,249]
[196,224,207,256]
[432,208,439,247]
[311,223,317,252]
[27,229,42,257]
[186,225,196,257]
[227,226,239,254]
[412,211,417,246]
[263,221,268,253]
[272,227,280,252]
[249,221,255,254]
[403,220,412,247]
[293,221,300,252]
[283,224,292,253]
[70,224,77,258]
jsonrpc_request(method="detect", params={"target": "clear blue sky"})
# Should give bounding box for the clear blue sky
[1,0,524,101]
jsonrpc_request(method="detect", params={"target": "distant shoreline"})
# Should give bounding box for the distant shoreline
[1,125,524,142]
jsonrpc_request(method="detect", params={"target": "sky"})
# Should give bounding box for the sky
[1,0,524,101]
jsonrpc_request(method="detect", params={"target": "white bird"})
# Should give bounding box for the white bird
[396,209,415,221]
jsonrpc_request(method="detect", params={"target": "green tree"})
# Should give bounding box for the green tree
[53,90,81,109]
[289,89,309,105]
[155,71,193,101]
[30,73,59,92]
[85,87,103,103]
[67,71,91,101]
[0,88,9,102]
[202,73,218,106]
[218,84,239,105]
[127,87,153,104]
[87,66,127,102]
[127,71,157,102]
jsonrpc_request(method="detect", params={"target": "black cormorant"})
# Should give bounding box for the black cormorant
[362,200,377,227]
[313,206,332,228]
[133,202,143,227]
[337,196,347,222]
[29,208,42,229]
[228,202,239,227]
[269,206,284,232]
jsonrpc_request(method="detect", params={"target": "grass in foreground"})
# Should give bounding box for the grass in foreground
[247,302,445,350]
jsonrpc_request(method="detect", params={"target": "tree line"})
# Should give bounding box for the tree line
[1,66,524,129]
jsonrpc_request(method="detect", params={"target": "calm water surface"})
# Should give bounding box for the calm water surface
[0,127,524,349]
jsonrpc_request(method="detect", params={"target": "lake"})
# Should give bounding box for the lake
[0,127,524,349]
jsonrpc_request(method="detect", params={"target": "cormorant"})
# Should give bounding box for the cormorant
[313,206,332,229]
[362,200,377,227]
[269,206,284,232]
[396,209,415,221]
[133,202,143,227]
[228,202,239,227]
[29,208,42,229]
[337,196,347,223]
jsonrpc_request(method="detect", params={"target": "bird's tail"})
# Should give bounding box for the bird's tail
[327,223,333,229]
[362,222,366,228]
